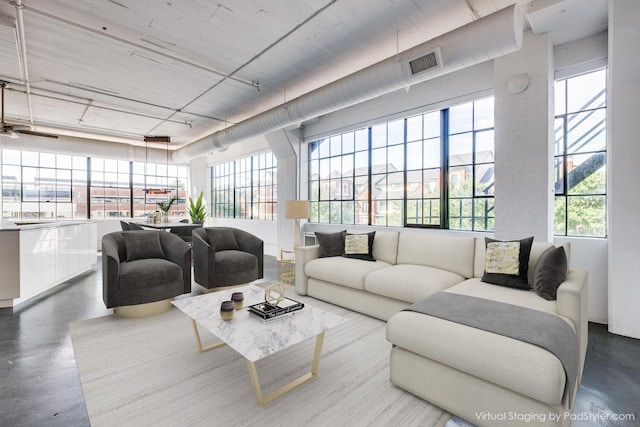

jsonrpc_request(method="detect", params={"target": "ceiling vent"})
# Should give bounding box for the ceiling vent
[408,49,441,75]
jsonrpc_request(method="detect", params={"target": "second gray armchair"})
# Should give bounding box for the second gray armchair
[192,227,264,290]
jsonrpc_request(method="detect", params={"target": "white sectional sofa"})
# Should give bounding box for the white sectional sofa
[294,230,588,427]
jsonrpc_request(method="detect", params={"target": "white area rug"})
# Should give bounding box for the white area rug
[70,291,450,427]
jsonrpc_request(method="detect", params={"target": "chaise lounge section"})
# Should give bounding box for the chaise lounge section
[295,230,588,426]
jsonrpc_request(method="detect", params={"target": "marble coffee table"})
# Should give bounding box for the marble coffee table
[171,283,348,406]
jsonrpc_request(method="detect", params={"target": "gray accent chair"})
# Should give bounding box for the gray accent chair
[192,227,263,290]
[102,230,191,311]
[128,222,145,230]
[169,219,202,244]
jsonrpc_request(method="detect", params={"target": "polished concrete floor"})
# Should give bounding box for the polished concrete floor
[1,255,638,427]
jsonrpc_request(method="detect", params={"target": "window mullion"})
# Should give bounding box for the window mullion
[87,157,92,219]
[129,161,133,218]
[250,156,254,220]
[367,127,373,226]
[403,118,409,226]
[441,109,449,229]
[232,161,236,218]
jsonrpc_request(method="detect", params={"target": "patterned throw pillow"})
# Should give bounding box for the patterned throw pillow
[485,241,521,275]
[343,231,376,261]
[481,236,534,289]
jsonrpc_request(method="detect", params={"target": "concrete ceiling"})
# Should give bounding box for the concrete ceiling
[0,0,607,153]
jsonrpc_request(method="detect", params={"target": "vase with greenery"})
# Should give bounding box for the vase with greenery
[188,192,207,224]
[156,196,178,222]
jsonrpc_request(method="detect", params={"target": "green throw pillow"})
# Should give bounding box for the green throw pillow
[481,236,534,289]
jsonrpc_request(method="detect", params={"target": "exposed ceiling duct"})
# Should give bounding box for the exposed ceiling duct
[172,4,523,163]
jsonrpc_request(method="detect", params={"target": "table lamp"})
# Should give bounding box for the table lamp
[285,200,310,248]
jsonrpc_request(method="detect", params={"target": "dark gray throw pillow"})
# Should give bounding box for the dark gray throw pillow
[124,231,165,262]
[532,246,568,301]
[343,231,376,261]
[481,236,534,289]
[208,228,240,251]
[315,230,346,258]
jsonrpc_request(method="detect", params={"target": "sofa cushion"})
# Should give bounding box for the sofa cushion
[215,250,258,274]
[371,231,399,265]
[386,309,568,405]
[532,246,568,301]
[445,279,566,324]
[305,256,390,290]
[315,230,346,258]
[481,236,533,289]
[365,264,465,303]
[343,231,375,261]
[123,231,165,262]
[396,233,475,278]
[119,258,182,289]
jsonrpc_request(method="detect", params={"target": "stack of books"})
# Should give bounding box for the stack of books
[248,297,304,321]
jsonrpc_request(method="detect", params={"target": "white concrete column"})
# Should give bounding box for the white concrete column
[493,31,554,242]
[607,0,640,339]
[266,128,302,254]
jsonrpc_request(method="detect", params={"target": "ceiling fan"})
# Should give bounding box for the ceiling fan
[0,81,58,139]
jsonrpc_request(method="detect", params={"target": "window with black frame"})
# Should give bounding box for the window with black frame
[308,97,495,231]
[0,149,188,221]
[554,69,607,237]
[210,151,277,220]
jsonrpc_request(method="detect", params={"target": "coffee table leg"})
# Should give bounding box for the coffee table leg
[246,332,325,406]
[190,319,226,353]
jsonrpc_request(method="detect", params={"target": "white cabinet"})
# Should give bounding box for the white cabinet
[0,222,97,308]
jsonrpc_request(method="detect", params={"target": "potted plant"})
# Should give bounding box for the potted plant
[156,196,178,222]
[188,192,207,224]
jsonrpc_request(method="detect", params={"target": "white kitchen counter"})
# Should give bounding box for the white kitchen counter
[0,221,97,308]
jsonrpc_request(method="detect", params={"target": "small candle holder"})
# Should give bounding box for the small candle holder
[220,300,235,320]
[231,292,244,309]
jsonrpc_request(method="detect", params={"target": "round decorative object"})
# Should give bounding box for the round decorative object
[507,73,529,95]
[220,300,235,320]
[231,292,244,309]
[265,282,285,307]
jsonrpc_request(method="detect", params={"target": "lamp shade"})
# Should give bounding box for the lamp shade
[285,200,310,219]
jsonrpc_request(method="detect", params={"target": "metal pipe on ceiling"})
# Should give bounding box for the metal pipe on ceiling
[13,0,34,127]
[172,4,523,163]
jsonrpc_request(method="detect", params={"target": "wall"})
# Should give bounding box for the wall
[266,129,302,255]
[557,237,608,324]
[295,30,612,327]
[607,0,640,338]
[493,31,554,242]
